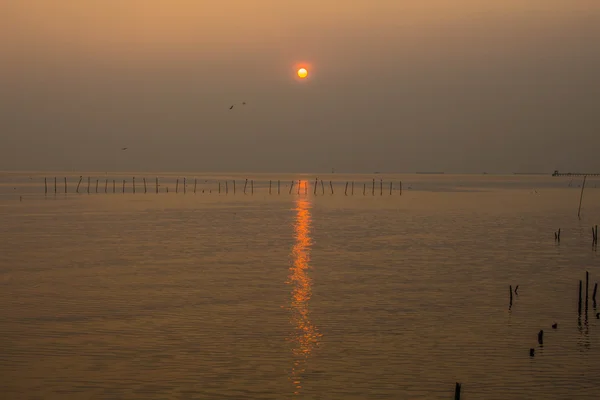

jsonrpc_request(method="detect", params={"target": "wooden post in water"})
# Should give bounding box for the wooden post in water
[289,180,294,194]
[132,177,135,194]
[269,180,272,194]
[244,179,248,194]
[329,180,334,194]
[454,383,461,400]
[44,177,48,195]
[113,180,116,193]
[314,178,318,195]
[578,175,587,219]
[184,178,186,194]
[321,180,325,195]
[251,180,254,195]
[345,182,349,196]
[278,180,281,195]
[304,182,308,195]
[578,280,583,315]
[380,179,383,196]
[87,177,90,194]
[372,178,375,196]
[389,181,392,195]
[399,181,402,196]
[593,282,598,305]
[351,181,354,195]
[233,180,236,194]
[105,179,108,193]
[122,180,125,193]
[218,182,221,194]
[586,271,589,311]
[297,180,301,195]
[226,181,228,195]
[76,176,83,193]
[95,179,99,193]
[143,178,147,193]
[194,178,197,194]
[54,177,57,194]
[363,183,366,195]
[176,179,179,194]
[509,285,513,309]
[64,177,67,193]
[156,178,159,194]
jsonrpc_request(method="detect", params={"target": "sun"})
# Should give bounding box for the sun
[297,68,308,79]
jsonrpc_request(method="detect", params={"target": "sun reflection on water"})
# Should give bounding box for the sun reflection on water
[287,197,321,395]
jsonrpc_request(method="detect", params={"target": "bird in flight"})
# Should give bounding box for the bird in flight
[229,102,247,109]
[121,147,128,151]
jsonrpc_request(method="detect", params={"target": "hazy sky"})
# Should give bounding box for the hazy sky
[1,1,599,173]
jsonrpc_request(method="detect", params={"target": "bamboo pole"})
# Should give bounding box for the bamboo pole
[122,180,125,193]
[113,180,116,193]
[329,180,334,194]
[184,178,186,194]
[578,175,587,219]
[289,180,294,194]
[54,177,57,194]
[76,176,83,193]
[132,177,135,194]
[143,178,147,193]
[244,179,248,194]
[105,179,108,193]
[176,179,179,194]
[44,177,48,195]
[156,177,159,194]
[87,177,90,194]
[64,177,67,194]
[321,180,325,195]
[269,180,272,194]
[194,178,197,194]
[95,179,98,193]
[372,178,375,196]
[345,182,348,196]
[586,271,589,311]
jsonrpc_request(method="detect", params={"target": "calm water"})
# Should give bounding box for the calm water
[1,172,600,399]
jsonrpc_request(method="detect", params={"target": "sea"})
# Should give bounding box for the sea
[1,172,599,399]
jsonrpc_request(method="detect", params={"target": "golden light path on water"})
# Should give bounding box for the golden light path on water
[288,186,321,395]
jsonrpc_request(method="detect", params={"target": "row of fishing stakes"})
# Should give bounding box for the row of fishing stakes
[44,177,404,196]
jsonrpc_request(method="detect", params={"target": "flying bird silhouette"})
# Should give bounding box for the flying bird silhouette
[121,147,128,151]
[229,105,234,110]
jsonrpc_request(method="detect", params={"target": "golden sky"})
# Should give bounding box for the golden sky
[1,1,599,172]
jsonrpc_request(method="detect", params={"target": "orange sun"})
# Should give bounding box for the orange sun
[297,68,308,79]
